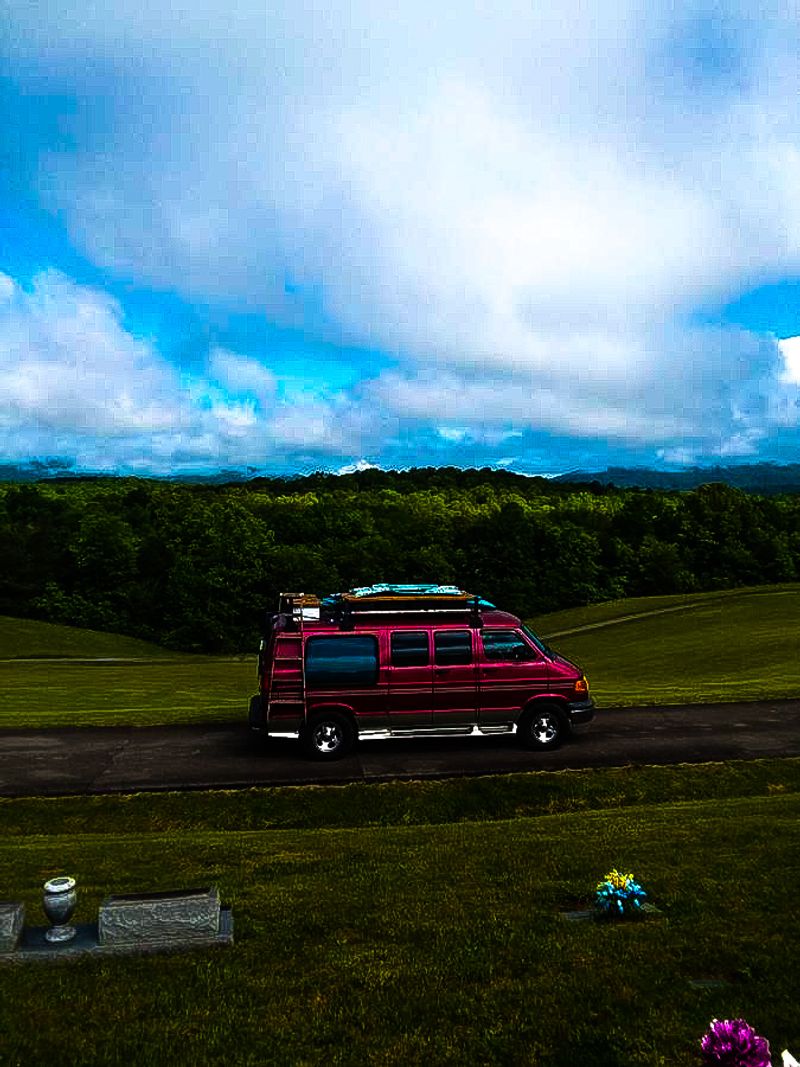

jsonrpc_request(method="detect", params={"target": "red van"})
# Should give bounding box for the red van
[248,584,594,760]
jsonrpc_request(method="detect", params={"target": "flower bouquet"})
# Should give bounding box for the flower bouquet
[594,868,647,918]
[699,1018,799,1066]
[700,1018,771,1066]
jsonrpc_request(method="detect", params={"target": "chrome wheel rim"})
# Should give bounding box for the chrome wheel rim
[531,715,558,745]
[313,722,342,754]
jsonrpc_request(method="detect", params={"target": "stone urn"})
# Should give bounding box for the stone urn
[43,876,77,943]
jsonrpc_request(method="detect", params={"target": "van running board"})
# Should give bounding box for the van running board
[256,725,517,740]
[360,725,516,739]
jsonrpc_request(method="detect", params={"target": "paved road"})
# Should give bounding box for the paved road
[2,699,800,796]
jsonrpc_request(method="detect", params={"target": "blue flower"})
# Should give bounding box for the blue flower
[594,869,647,917]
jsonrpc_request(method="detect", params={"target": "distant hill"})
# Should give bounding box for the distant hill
[0,616,180,659]
[0,460,256,484]
[4,457,800,494]
[551,463,800,494]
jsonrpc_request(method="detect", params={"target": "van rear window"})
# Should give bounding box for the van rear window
[305,635,379,687]
[434,630,472,666]
[390,631,429,667]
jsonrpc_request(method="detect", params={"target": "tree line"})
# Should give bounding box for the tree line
[1,468,799,652]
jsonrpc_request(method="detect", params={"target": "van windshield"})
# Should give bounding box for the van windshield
[521,624,554,657]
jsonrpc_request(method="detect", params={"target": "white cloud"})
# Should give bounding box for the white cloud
[367,367,690,445]
[5,1,800,466]
[363,317,800,460]
[435,427,468,444]
[0,275,16,302]
[778,336,800,383]
[0,270,389,471]
[0,270,179,437]
[336,458,381,474]
[206,347,276,403]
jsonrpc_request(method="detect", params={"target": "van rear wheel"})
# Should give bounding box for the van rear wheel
[517,704,566,750]
[301,712,356,760]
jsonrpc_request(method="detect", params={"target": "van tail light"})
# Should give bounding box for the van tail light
[573,676,589,698]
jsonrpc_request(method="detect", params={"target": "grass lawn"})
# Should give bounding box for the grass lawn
[0,613,256,728]
[0,615,182,660]
[1,763,799,1065]
[529,583,800,708]
[0,658,256,728]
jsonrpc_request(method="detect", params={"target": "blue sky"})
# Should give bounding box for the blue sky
[3,1,800,477]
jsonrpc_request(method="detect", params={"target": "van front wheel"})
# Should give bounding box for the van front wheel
[301,712,356,760]
[517,704,566,750]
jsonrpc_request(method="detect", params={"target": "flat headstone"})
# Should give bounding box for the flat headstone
[687,978,728,990]
[0,911,233,963]
[640,902,662,915]
[561,901,663,922]
[0,903,24,952]
[99,887,221,947]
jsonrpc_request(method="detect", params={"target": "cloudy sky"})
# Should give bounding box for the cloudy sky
[3,1,800,476]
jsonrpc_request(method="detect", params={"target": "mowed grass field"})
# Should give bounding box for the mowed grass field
[0,659,256,728]
[2,763,800,1065]
[530,582,800,708]
[2,583,800,728]
[0,616,255,728]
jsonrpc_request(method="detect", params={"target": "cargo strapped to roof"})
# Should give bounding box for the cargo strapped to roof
[347,583,466,598]
[318,585,494,627]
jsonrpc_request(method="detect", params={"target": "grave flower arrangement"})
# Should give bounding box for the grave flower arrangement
[699,1018,771,1066]
[594,868,647,918]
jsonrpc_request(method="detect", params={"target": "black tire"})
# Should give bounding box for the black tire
[248,693,265,730]
[517,703,567,750]
[301,711,356,760]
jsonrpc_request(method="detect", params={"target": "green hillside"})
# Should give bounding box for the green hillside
[0,615,180,660]
[529,583,800,707]
[0,616,255,728]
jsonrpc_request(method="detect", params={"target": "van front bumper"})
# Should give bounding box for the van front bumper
[567,699,595,730]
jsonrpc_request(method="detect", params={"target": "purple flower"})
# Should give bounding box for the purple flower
[700,1018,772,1067]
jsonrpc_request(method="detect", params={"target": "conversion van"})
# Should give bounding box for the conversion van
[248,584,594,760]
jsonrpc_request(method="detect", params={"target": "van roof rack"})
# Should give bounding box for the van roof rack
[278,592,321,612]
[276,592,321,629]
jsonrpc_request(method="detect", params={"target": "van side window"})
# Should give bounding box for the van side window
[434,630,472,666]
[390,631,429,667]
[305,635,379,686]
[481,630,537,661]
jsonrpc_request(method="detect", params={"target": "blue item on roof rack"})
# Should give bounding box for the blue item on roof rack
[348,583,459,598]
[320,584,495,610]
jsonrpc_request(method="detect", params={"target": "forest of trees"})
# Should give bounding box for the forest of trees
[1,467,799,652]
